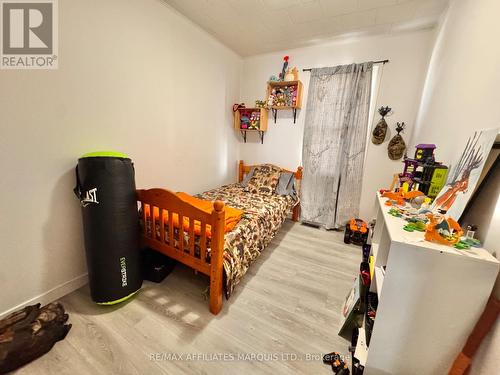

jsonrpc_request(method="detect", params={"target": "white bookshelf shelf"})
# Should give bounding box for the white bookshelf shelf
[371,243,379,259]
[357,192,500,375]
[373,266,385,296]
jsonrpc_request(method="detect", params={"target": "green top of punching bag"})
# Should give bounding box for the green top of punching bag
[81,151,129,158]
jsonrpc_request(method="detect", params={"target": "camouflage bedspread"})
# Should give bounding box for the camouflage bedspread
[144,183,297,298]
[196,183,298,297]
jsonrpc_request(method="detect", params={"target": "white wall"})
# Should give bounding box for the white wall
[239,30,436,220]
[409,0,500,373]
[410,0,500,162]
[0,0,242,316]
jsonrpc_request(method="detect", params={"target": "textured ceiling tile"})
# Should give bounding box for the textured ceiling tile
[358,0,398,11]
[414,0,449,17]
[318,0,359,16]
[228,0,266,18]
[161,0,448,56]
[287,1,324,23]
[259,9,294,27]
[335,9,377,31]
[290,17,343,39]
[376,2,417,25]
[262,0,302,10]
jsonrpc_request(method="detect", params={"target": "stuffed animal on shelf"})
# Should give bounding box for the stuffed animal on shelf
[267,85,297,107]
[248,111,260,130]
[388,122,406,160]
[372,106,391,145]
[284,67,299,81]
[240,115,250,129]
[267,89,277,107]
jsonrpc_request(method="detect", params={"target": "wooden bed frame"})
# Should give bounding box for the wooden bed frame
[137,160,302,315]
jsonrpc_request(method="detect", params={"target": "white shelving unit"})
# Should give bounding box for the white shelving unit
[354,316,369,367]
[359,193,499,375]
[373,267,385,296]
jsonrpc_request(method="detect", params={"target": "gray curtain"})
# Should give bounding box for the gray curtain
[301,63,373,229]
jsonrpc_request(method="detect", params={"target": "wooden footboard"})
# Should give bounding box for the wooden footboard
[137,161,302,315]
[137,189,225,315]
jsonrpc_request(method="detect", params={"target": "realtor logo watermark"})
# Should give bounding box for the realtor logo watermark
[0,0,58,69]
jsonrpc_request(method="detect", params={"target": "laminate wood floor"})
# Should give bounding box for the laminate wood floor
[15,221,360,375]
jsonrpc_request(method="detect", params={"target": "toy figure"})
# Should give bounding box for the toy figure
[255,100,267,109]
[404,221,426,232]
[279,55,289,81]
[322,352,350,374]
[240,115,250,129]
[267,89,277,106]
[434,132,484,213]
[425,213,463,246]
[382,190,423,206]
[284,67,298,81]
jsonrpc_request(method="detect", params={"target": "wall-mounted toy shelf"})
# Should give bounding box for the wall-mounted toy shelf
[266,80,303,124]
[234,107,268,144]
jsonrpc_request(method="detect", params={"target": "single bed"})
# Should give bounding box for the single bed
[137,160,302,315]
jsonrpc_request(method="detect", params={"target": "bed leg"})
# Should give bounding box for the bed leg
[292,204,301,222]
[209,201,225,315]
[209,274,223,315]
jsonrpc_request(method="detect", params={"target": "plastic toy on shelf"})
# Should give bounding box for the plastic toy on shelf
[403,221,426,232]
[424,213,463,246]
[382,190,424,207]
[399,144,448,199]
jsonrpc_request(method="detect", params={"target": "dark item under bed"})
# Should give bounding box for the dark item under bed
[142,247,177,283]
[0,303,71,374]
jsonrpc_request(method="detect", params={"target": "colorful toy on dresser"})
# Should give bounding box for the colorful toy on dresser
[399,144,448,199]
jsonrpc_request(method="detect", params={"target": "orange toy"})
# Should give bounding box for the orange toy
[425,213,463,246]
[349,218,367,234]
[382,190,424,206]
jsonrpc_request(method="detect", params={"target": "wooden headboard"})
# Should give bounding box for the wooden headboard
[238,160,302,222]
[238,160,303,183]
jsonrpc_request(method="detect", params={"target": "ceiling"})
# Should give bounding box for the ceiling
[162,0,449,56]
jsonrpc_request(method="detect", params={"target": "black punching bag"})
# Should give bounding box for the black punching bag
[74,151,142,305]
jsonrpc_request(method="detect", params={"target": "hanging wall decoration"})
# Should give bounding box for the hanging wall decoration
[372,106,391,145]
[387,122,406,160]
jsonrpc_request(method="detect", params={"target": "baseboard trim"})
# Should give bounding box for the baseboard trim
[0,273,88,319]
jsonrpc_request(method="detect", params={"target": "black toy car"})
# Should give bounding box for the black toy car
[344,218,369,246]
